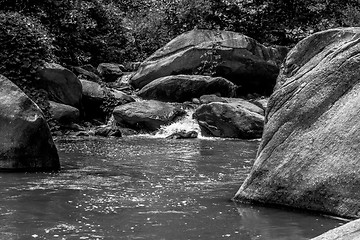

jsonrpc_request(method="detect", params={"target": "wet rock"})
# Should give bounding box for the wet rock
[94,125,122,137]
[130,29,288,95]
[0,75,60,171]
[49,101,80,124]
[97,63,124,82]
[193,100,264,139]
[199,94,228,104]
[37,62,82,108]
[72,66,102,83]
[234,27,360,218]
[81,79,134,120]
[113,100,186,131]
[311,219,360,240]
[137,75,236,102]
[166,130,198,139]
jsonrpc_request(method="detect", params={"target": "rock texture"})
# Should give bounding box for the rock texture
[0,75,59,171]
[233,28,360,218]
[193,99,264,139]
[311,219,360,240]
[38,62,82,108]
[81,79,134,120]
[130,29,288,95]
[49,101,80,124]
[97,63,124,82]
[137,75,236,102]
[113,100,185,131]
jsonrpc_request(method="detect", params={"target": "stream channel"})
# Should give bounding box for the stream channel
[0,113,346,240]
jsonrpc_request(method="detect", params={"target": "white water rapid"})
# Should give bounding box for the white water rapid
[154,108,202,138]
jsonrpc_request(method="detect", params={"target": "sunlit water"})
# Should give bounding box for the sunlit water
[0,137,345,240]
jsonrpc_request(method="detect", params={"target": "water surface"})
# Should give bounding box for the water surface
[0,137,344,240]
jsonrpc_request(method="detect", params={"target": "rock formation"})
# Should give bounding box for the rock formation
[233,27,360,218]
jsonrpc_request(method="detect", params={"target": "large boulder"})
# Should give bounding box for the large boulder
[49,101,80,124]
[113,100,186,131]
[81,79,134,120]
[310,219,360,240]
[137,75,236,102]
[233,28,360,218]
[0,75,60,171]
[193,99,264,139]
[37,62,82,108]
[130,29,288,95]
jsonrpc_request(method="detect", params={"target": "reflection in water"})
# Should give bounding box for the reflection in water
[0,137,344,240]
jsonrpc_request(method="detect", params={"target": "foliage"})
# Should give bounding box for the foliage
[0,11,55,116]
[194,42,223,77]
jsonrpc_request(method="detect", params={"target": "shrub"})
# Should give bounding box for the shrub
[0,11,56,116]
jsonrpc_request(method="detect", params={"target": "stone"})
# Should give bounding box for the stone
[137,75,236,102]
[49,101,80,124]
[166,130,198,139]
[37,62,82,108]
[310,219,360,240]
[72,66,102,83]
[251,98,268,112]
[97,63,124,82]
[80,79,134,120]
[130,29,288,95]
[113,100,186,131]
[199,94,228,104]
[233,28,360,218]
[0,75,60,171]
[94,125,122,137]
[193,100,264,139]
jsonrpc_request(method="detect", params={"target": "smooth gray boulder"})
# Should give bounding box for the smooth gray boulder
[311,219,360,240]
[234,27,360,218]
[37,62,82,108]
[137,75,236,102]
[0,75,60,171]
[193,100,264,139]
[130,29,288,95]
[80,79,134,120]
[113,100,185,131]
[49,101,80,124]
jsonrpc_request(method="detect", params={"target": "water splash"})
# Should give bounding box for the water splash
[155,108,202,138]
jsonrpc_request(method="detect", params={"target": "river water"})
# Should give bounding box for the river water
[0,136,344,240]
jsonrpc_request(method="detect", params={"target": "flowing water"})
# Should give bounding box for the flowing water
[0,135,345,240]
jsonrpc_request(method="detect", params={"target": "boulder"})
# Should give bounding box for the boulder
[80,79,134,120]
[193,100,264,139]
[113,100,186,131]
[166,130,198,139]
[310,219,360,240]
[37,62,82,108]
[233,28,360,218]
[137,75,236,102]
[94,125,122,137]
[49,101,80,124]
[130,29,288,95]
[199,94,228,104]
[199,96,265,115]
[97,63,124,82]
[0,75,60,171]
[72,66,102,83]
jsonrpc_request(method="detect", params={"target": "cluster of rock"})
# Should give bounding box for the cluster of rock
[0,29,289,172]
[42,29,285,140]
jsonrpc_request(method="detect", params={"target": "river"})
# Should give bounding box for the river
[0,136,344,240]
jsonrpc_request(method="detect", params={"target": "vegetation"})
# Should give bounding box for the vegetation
[0,0,359,118]
[0,0,359,67]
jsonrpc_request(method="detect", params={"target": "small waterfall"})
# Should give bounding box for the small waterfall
[154,108,202,138]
